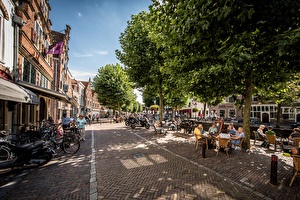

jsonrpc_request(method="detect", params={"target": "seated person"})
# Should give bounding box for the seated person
[154,121,165,134]
[230,127,245,148]
[289,128,300,145]
[292,147,300,155]
[208,123,218,136]
[289,128,300,139]
[257,124,266,139]
[194,124,206,141]
[227,124,236,135]
[265,126,275,136]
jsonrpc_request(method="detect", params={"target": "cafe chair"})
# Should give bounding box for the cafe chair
[253,131,264,145]
[215,138,230,157]
[290,155,300,186]
[195,136,208,150]
[266,134,279,151]
[289,137,300,147]
[232,137,244,153]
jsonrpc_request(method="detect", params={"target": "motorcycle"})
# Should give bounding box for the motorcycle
[0,139,53,170]
[130,116,150,129]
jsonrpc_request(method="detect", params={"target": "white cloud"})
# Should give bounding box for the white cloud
[78,12,82,17]
[70,69,96,81]
[73,51,108,58]
[95,51,108,56]
[73,53,93,57]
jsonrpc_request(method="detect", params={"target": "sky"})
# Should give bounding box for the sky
[49,0,153,103]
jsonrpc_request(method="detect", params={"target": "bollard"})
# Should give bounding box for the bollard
[270,155,278,185]
[202,140,207,158]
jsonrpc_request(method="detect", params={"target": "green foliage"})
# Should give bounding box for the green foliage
[149,105,159,111]
[149,0,300,148]
[93,63,135,112]
[192,108,199,113]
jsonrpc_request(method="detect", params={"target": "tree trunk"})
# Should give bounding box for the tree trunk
[243,76,253,150]
[158,84,164,124]
[276,103,281,128]
[203,103,207,118]
[118,102,121,116]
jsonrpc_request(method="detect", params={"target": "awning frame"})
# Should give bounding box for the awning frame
[0,78,39,105]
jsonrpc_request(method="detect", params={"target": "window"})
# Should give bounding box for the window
[39,73,49,88]
[22,59,36,84]
[40,0,48,18]
[0,14,3,63]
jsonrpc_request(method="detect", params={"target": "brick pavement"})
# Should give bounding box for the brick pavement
[0,123,299,200]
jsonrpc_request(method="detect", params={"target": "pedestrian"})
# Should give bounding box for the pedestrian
[76,114,87,141]
[85,115,90,125]
[92,114,95,123]
[96,113,99,122]
[61,113,71,129]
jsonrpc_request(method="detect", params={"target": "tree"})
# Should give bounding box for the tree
[257,74,300,127]
[93,63,135,115]
[116,11,167,122]
[150,0,300,148]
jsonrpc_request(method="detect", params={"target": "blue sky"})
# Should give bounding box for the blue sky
[49,0,152,103]
[50,0,152,81]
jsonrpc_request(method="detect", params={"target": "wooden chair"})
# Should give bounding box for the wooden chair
[216,138,230,157]
[153,124,166,135]
[266,134,279,151]
[289,137,300,147]
[194,135,208,150]
[232,137,244,153]
[290,155,300,186]
[253,131,265,145]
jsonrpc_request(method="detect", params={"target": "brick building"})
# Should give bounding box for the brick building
[0,0,102,133]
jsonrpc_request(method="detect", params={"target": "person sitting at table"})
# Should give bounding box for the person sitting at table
[194,124,206,140]
[227,124,236,135]
[288,128,300,145]
[208,123,218,136]
[257,124,266,139]
[265,126,275,136]
[292,147,300,155]
[194,124,211,148]
[257,124,268,147]
[289,128,300,139]
[230,127,245,149]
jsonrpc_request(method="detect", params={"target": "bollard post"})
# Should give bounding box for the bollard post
[202,140,207,158]
[270,155,278,185]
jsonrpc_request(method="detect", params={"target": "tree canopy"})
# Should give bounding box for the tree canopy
[149,0,300,148]
[93,63,135,114]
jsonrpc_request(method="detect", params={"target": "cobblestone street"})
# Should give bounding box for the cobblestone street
[0,123,299,199]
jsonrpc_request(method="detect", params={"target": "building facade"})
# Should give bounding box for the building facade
[0,0,102,134]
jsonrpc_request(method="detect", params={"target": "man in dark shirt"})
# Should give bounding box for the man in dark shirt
[289,128,300,139]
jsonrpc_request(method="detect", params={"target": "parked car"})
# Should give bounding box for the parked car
[291,121,300,128]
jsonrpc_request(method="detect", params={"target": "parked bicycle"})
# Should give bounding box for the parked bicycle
[40,120,80,155]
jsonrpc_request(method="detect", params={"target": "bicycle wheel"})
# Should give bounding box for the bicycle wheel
[0,145,11,161]
[62,136,80,154]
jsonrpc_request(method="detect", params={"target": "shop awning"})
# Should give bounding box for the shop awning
[17,81,71,103]
[0,78,39,104]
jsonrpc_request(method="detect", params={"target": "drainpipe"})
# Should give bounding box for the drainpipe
[53,57,59,122]
[12,14,24,134]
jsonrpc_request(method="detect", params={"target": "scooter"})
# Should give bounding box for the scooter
[0,139,53,170]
